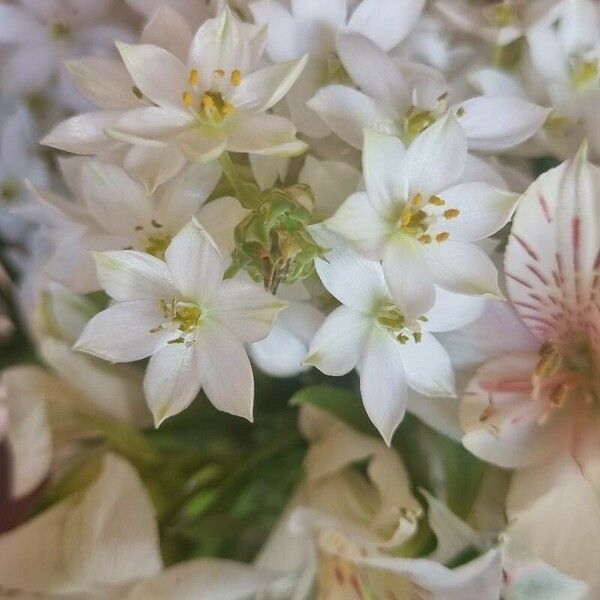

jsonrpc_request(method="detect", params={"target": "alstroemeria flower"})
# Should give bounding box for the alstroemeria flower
[26,157,224,293]
[309,30,550,151]
[460,145,600,472]
[75,221,286,425]
[326,120,518,320]
[251,0,426,138]
[305,245,468,443]
[104,8,308,163]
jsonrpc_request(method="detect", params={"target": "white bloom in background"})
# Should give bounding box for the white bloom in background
[102,8,307,163]
[250,0,426,138]
[436,0,563,47]
[256,407,502,599]
[309,30,550,151]
[75,222,285,425]
[326,121,518,320]
[305,246,467,443]
[0,0,133,110]
[26,157,222,293]
[460,146,600,471]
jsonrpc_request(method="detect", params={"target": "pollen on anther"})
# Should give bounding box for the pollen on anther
[444,208,460,220]
[189,69,199,86]
[436,232,450,243]
[429,195,445,206]
[418,234,432,244]
[222,103,235,115]
[230,69,242,86]
[202,93,215,108]
[410,193,423,207]
[182,90,193,107]
[214,68,225,78]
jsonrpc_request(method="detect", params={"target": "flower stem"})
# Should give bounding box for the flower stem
[218,151,259,208]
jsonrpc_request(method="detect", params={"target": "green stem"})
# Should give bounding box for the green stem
[218,151,258,208]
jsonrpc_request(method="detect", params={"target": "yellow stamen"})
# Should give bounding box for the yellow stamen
[202,93,215,109]
[222,103,235,115]
[444,208,460,220]
[410,193,423,207]
[214,68,225,78]
[182,90,193,107]
[418,234,432,244]
[230,69,242,86]
[435,232,449,243]
[429,195,445,206]
[400,206,413,227]
[189,69,199,86]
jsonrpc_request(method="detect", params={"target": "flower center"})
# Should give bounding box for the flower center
[325,53,351,85]
[393,193,458,245]
[569,57,599,92]
[403,107,437,142]
[151,299,204,344]
[376,304,425,344]
[145,236,171,260]
[181,68,241,123]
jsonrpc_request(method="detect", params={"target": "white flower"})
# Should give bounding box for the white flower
[250,0,426,138]
[101,8,308,163]
[308,30,550,151]
[0,0,133,110]
[26,157,223,293]
[460,145,600,471]
[257,407,503,599]
[305,245,468,443]
[326,120,518,320]
[75,221,286,425]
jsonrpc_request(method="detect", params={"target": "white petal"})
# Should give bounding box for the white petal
[226,113,306,156]
[197,196,249,256]
[141,5,193,63]
[81,161,153,236]
[175,127,228,163]
[144,342,203,426]
[456,96,550,152]
[314,247,387,312]
[305,306,371,375]
[360,328,408,445]
[123,146,185,196]
[165,221,223,302]
[434,182,518,241]
[461,353,569,469]
[75,301,174,362]
[362,129,408,216]
[405,113,467,198]
[250,0,304,62]
[112,106,193,142]
[2,366,52,499]
[94,250,177,302]
[396,332,455,397]
[41,111,119,155]
[382,237,436,320]
[189,9,251,79]
[232,55,307,112]
[423,286,485,333]
[0,454,162,593]
[1,45,56,96]
[299,155,360,216]
[126,558,278,600]
[347,0,425,51]
[249,153,289,189]
[66,58,138,110]
[0,6,45,43]
[423,240,502,298]
[117,42,188,111]
[336,30,408,108]
[325,191,390,258]
[212,279,285,342]
[196,323,254,420]
[291,0,346,56]
[308,85,399,150]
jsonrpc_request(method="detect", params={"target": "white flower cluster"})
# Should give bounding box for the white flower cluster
[0,0,599,598]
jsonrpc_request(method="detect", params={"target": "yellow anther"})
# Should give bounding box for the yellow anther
[413,332,422,343]
[189,69,199,86]
[400,206,413,227]
[444,208,460,220]
[410,193,423,207]
[230,69,242,86]
[214,68,225,78]
[182,90,193,107]
[418,234,432,244]
[435,232,450,243]
[222,103,235,115]
[429,195,445,206]
[202,93,215,108]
